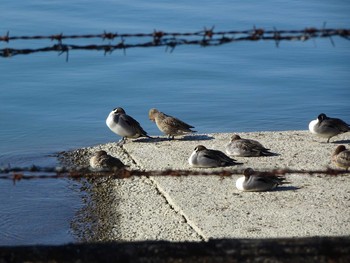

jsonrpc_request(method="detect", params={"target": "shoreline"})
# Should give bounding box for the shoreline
[60,130,350,242]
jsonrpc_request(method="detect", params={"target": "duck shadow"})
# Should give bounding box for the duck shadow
[136,134,214,143]
[179,134,215,141]
[274,186,301,192]
[331,139,350,144]
[132,137,157,143]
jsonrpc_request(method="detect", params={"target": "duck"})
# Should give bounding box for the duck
[90,150,125,170]
[309,113,349,143]
[106,107,151,143]
[189,145,242,168]
[236,168,289,192]
[225,134,275,157]
[332,145,350,170]
[149,108,196,139]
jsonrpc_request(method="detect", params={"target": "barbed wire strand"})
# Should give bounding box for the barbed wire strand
[1,27,349,59]
[0,166,348,184]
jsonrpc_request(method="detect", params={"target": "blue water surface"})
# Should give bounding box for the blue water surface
[0,0,349,245]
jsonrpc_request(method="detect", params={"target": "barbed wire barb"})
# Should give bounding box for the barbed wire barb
[323,23,336,47]
[165,37,177,53]
[273,27,281,48]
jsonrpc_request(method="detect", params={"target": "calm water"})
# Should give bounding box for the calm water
[0,0,349,245]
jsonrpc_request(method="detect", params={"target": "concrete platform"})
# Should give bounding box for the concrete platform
[60,130,350,242]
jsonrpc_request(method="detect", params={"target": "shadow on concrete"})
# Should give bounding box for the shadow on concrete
[332,139,350,144]
[274,185,301,192]
[136,134,215,143]
[178,134,215,141]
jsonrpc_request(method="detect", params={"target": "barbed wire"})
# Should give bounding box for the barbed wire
[0,166,348,184]
[1,27,349,60]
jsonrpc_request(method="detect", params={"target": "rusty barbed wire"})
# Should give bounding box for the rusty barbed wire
[0,166,348,184]
[1,27,349,59]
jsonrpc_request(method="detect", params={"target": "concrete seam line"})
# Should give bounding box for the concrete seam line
[120,144,142,169]
[148,176,208,241]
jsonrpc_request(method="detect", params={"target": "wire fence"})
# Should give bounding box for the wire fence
[1,26,350,60]
[0,166,348,184]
